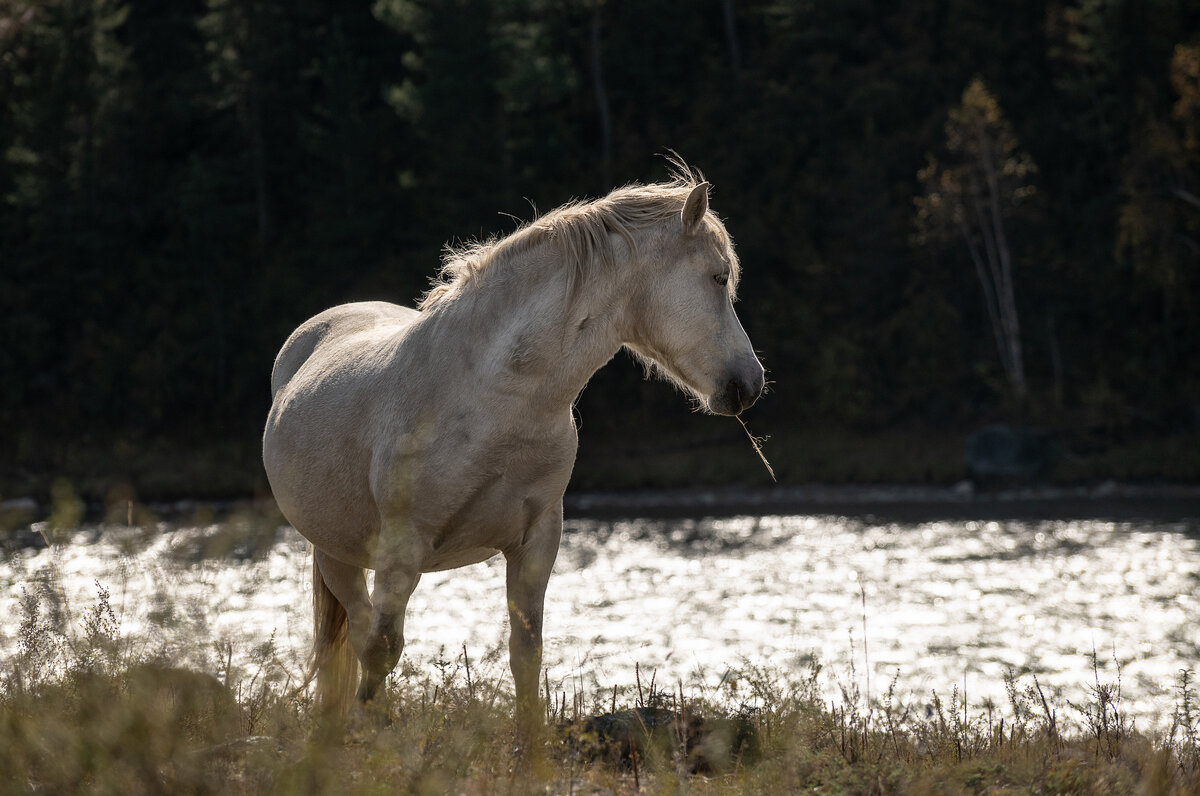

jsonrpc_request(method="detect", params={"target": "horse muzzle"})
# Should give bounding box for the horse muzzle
[708,366,765,416]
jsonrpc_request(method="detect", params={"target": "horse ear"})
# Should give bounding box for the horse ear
[681,181,710,233]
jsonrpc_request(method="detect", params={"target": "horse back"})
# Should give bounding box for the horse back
[270,301,419,396]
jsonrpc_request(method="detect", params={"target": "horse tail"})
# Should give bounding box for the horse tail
[311,555,359,716]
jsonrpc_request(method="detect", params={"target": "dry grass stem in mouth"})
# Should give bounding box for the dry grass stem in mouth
[737,417,775,482]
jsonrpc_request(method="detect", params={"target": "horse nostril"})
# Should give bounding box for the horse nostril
[726,378,749,414]
[720,373,762,415]
[730,374,764,413]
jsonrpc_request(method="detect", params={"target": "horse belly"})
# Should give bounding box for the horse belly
[422,547,501,572]
[427,483,535,555]
[419,449,573,569]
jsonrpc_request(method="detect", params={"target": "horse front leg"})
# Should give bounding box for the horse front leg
[504,507,563,730]
[357,522,425,704]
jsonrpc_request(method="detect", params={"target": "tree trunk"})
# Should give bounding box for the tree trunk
[243,0,269,245]
[589,5,612,191]
[721,0,742,88]
[977,129,1027,402]
[1047,313,1064,411]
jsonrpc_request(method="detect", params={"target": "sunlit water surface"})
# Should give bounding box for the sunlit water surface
[3,513,1198,730]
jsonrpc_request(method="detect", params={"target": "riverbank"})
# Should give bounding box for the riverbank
[5,480,1200,544]
[565,482,1200,522]
[5,425,1200,504]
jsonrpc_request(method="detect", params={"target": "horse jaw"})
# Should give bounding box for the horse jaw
[622,342,763,416]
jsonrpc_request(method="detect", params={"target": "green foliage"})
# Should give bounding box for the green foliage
[3,0,1200,493]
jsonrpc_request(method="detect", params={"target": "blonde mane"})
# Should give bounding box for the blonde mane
[418,168,738,309]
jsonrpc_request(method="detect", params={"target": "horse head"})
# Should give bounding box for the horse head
[623,182,765,416]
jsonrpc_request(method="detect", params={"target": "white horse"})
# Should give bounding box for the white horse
[262,171,764,723]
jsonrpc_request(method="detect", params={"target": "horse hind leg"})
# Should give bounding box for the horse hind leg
[311,549,372,715]
[356,526,423,703]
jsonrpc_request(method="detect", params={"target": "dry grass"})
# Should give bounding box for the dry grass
[3,572,1200,795]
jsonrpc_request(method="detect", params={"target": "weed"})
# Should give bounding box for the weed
[1070,644,1132,761]
[1172,668,1200,774]
[3,567,1200,794]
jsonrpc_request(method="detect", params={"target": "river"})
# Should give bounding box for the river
[3,498,1198,732]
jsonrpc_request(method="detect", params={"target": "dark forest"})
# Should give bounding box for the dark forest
[3,0,1199,500]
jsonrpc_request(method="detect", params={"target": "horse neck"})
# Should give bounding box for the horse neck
[427,239,633,414]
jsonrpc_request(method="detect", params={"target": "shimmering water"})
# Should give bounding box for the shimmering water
[3,512,1198,730]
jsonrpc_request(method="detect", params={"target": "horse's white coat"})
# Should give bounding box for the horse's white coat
[262,175,764,718]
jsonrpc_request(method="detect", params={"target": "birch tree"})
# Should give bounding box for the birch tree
[915,77,1038,403]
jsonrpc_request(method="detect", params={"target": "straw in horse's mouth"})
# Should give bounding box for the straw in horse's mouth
[737,417,775,482]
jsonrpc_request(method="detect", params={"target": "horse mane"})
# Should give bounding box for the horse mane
[418,163,735,310]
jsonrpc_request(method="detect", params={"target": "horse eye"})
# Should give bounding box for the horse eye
[713,273,729,286]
